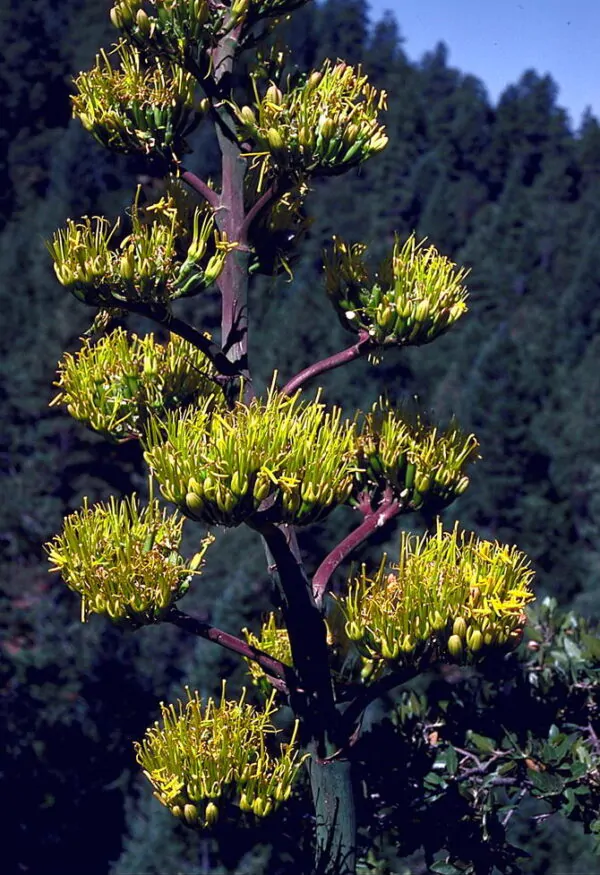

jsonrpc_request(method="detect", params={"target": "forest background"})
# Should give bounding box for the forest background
[2,0,600,873]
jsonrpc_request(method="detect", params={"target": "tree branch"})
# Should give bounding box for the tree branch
[250,520,341,751]
[239,180,279,243]
[122,300,245,378]
[179,167,220,209]
[281,331,373,397]
[165,605,294,693]
[312,493,402,608]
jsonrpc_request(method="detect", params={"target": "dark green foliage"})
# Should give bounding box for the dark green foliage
[353,598,600,874]
[3,0,600,872]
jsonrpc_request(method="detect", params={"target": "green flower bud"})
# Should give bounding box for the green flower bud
[136,8,151,35]
[239,105,257,126]
[452,616,467,638]
[267,127,285,150]
[183,803,198,824]
[265,85,283,105]
[467,628,483,652]
[448,634,463,658]
[204,801,219,826]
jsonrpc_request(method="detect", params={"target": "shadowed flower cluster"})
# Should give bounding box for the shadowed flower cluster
[136,684,308,826]
[357,399,479,511]
[242,613,293,694]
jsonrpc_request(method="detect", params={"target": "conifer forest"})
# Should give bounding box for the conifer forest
[2,1,600,873]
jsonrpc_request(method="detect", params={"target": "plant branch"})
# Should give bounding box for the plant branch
[239,180,279,242]
[179,167,219,209]
[281,331,373,397]
[123,300,244,378]
[312,494,402,608]
[165,605,294,693]
[324,668,418,761]
[250,520,341,750]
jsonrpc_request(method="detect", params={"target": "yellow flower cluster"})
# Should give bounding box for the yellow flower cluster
[51,328,223,443]
[47,186,233,307]
[46,495,213,625]
[335,521,535,681]
[136,684,308,826]
[110,0,220,72]
[234,59,387,184]
[144,386,358,527]
[242,613,293,694]
[324,234,469,347]
[358,399,479,511]
[72,42,202,159]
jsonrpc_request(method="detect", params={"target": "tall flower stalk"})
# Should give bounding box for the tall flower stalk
[44,3,540,873]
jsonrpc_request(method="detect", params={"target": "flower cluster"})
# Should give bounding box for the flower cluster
[357,399,479,511]
[72,42,202,160]
[242,613,293,695]
[234,59,387,184]
[110,0,223,73]
[334,521,535,681]
[51,328,222,442]
[144,387,358,527]
[47,185,234,307]
[46,495,213,625]
[324,235,469,347]
[136,685,308,826]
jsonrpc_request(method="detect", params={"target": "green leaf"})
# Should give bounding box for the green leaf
[467,731,496,754]
[528,769,564,796]
[431,862,462,875]
[446,745,458,776]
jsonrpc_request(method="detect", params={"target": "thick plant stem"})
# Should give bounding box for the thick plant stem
[251,521,357,874]
[308,755,356,875]
[212,28,251,381]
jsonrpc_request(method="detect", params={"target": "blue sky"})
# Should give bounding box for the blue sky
[367,0,599,129]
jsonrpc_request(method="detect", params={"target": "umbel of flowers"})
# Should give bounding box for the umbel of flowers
[47,184,235,308]
[143,385,358,527]
[51,328,222,442]
[71,41,204,160]
[357,399,479,511]
[46,495,214,625]
[334,522,535,682]
[324,234,469,347]
[233,58,388,183]
[136,684,308,826]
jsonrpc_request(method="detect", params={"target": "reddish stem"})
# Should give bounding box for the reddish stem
[123,300,242,377]
[281,331,372,396]
[239,181,279,243]
[180,167,220,209]
[166,606,294,693]
[312,497,402,608]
